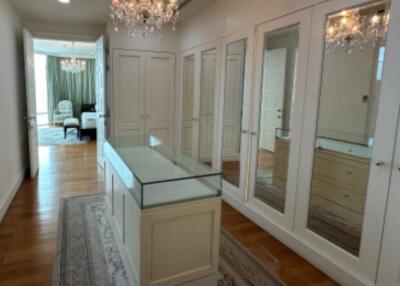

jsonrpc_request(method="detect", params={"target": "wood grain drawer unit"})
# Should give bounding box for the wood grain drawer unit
[311,148,370,213]
[273,138,289,190]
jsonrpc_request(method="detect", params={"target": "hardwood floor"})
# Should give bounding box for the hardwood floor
[0,143,338,286]
[0,142,102,286]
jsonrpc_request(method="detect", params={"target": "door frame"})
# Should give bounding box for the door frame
[294,0,400,283]
[96,35,107,167]
[23,28,39,178]
[247,8,312,229]
[216,28,255,202]
[375,1,400,285]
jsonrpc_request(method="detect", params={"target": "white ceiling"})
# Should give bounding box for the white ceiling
[10,0,109,25]
[34,39,96,58]
[10,0,215,26]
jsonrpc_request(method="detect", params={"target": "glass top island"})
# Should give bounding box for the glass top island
[104,135,222,209]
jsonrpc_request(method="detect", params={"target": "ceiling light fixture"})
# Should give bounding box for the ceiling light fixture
[61,42,86,73]
[110,0,180,38]
[58,0,71,4]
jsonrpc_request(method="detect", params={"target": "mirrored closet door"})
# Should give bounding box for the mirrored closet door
[295,0,399,281]
[217,30,254,201]
[179,45,220,166]
[248,9,311,227]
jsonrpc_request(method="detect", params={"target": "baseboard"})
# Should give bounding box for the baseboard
[222,191,372,286]
[0,167,27,223]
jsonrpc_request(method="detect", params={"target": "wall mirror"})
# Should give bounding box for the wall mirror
[307,0,390,256]
[254,25,299,213]
[198,48,217,164]
[221,39,247,187]
[181,54,195,156]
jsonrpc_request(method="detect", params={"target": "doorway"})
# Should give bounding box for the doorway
[23,29,107,177]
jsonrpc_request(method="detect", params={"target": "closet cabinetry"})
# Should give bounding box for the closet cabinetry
[112,50,175,144]
[177,0,400,284]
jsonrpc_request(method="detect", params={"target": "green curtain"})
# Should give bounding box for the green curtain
[47,56,96,124]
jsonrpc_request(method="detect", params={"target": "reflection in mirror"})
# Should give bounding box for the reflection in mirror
[221,39,246,187]
[254,25,299,213]
[181,55,195,156]
[307,1,390,256]
[198,48,217,165]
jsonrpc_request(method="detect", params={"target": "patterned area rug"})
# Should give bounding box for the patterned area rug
[53,194,285,286]
[38,127,89,146]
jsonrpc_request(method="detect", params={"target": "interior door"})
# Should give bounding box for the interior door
[112,50,145,136]
[23,29,39,178]
[145,52,175,145]
[294,0,396,283]
[247,10,311,228]
[259,48,287,152]
[95,35,106,167]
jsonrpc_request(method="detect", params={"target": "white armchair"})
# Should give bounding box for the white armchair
[53,100,73,125]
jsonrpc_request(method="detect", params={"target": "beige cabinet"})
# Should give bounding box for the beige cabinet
[104,161,221,286]
[112,49,175,144]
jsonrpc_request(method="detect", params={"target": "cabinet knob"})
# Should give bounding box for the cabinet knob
[376,161,385,167]
[241,130,248,134]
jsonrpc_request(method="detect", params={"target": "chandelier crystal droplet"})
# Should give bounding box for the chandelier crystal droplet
[325,5,390,53]
[110,0,179,38]
[61,43,86,73]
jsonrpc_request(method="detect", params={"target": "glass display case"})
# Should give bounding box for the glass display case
[104,135,222,209]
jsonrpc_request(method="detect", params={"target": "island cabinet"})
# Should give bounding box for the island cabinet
[103,135,222,286]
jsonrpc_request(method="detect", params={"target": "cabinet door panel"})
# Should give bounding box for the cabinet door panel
[145,52,175,145]
[181,55,195,156]
[112,50,145,136]
[248,9,311,228]
[294,0,398,283]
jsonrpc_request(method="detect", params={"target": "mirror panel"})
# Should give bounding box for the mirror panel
[221,39,247,187]
[254,25,299,213]
[199,48,217,165]
[307,1,390,256]
[181,55,195,155]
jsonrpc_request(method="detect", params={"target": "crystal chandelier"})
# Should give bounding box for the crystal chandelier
[325,7,390,53]
[61,43,86,73]
[110,0,179,38]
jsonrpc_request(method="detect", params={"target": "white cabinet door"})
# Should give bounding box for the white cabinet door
[180,54,196,156]
[216,29,254,202]
[294,0,398,284]
[247,9,311,228]
[375,2,400,285]
[198,50,217,163]
[112,50,146,136]
[145,52,175,145]
[23,29,39,178]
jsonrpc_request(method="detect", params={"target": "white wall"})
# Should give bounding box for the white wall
[108,23,178,52]
[0,0,28,220]
[176,0,324,51]
[24,19,105,42]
